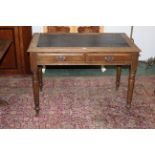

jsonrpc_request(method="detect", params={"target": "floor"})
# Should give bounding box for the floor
[0,75,155,128]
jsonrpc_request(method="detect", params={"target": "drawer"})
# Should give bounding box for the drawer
[37,53,85,64]
[86,53,131,64]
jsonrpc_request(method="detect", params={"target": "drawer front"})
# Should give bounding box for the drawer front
[37,53,85,64]
[86,53,131,64]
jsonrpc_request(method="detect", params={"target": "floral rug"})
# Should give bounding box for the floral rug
[0,75,155,129]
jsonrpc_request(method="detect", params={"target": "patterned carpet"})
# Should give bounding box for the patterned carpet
[0,75,155,129]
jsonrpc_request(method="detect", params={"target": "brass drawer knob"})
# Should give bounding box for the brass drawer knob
[104,56,113,62]
[56,55,66,61]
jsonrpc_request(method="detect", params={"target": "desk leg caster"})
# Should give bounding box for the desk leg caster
[126,102,131,109]
[35,106,40,116]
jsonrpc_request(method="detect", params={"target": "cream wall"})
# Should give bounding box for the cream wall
[32,26,155,60]
[133,26,155,60]
[104,26,131,36]
[32,26,43,33]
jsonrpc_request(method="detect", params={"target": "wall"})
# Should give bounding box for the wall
[133,26,155,60]
[32,26,155,60]
[104,26,131,36]
[32,26,43,33]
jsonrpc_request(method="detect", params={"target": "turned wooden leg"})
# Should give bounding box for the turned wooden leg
[38,66,43,91]
[127,68,135,107]
[127,64,138,107]
[32,68,40,115]
[127,53,139,107]
[116,66,122,90]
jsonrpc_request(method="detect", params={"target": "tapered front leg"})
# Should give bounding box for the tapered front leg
[127,53,139,107]
[32,69,40,115]
[116,66,122,90]
[127,68,136,107]
[38,66,43,91]
[30,53,40,115]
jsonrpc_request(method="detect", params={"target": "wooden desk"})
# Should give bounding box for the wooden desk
[28,33,140,114]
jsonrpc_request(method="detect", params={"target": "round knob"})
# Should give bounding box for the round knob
[104,56,113,62]
[56,55,65,61]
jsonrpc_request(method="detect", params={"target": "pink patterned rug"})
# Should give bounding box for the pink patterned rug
[0,75,155,129]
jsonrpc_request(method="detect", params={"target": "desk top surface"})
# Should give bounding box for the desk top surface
[0,39,12,61]
[28,33,140,53]
[38,33,129,47]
